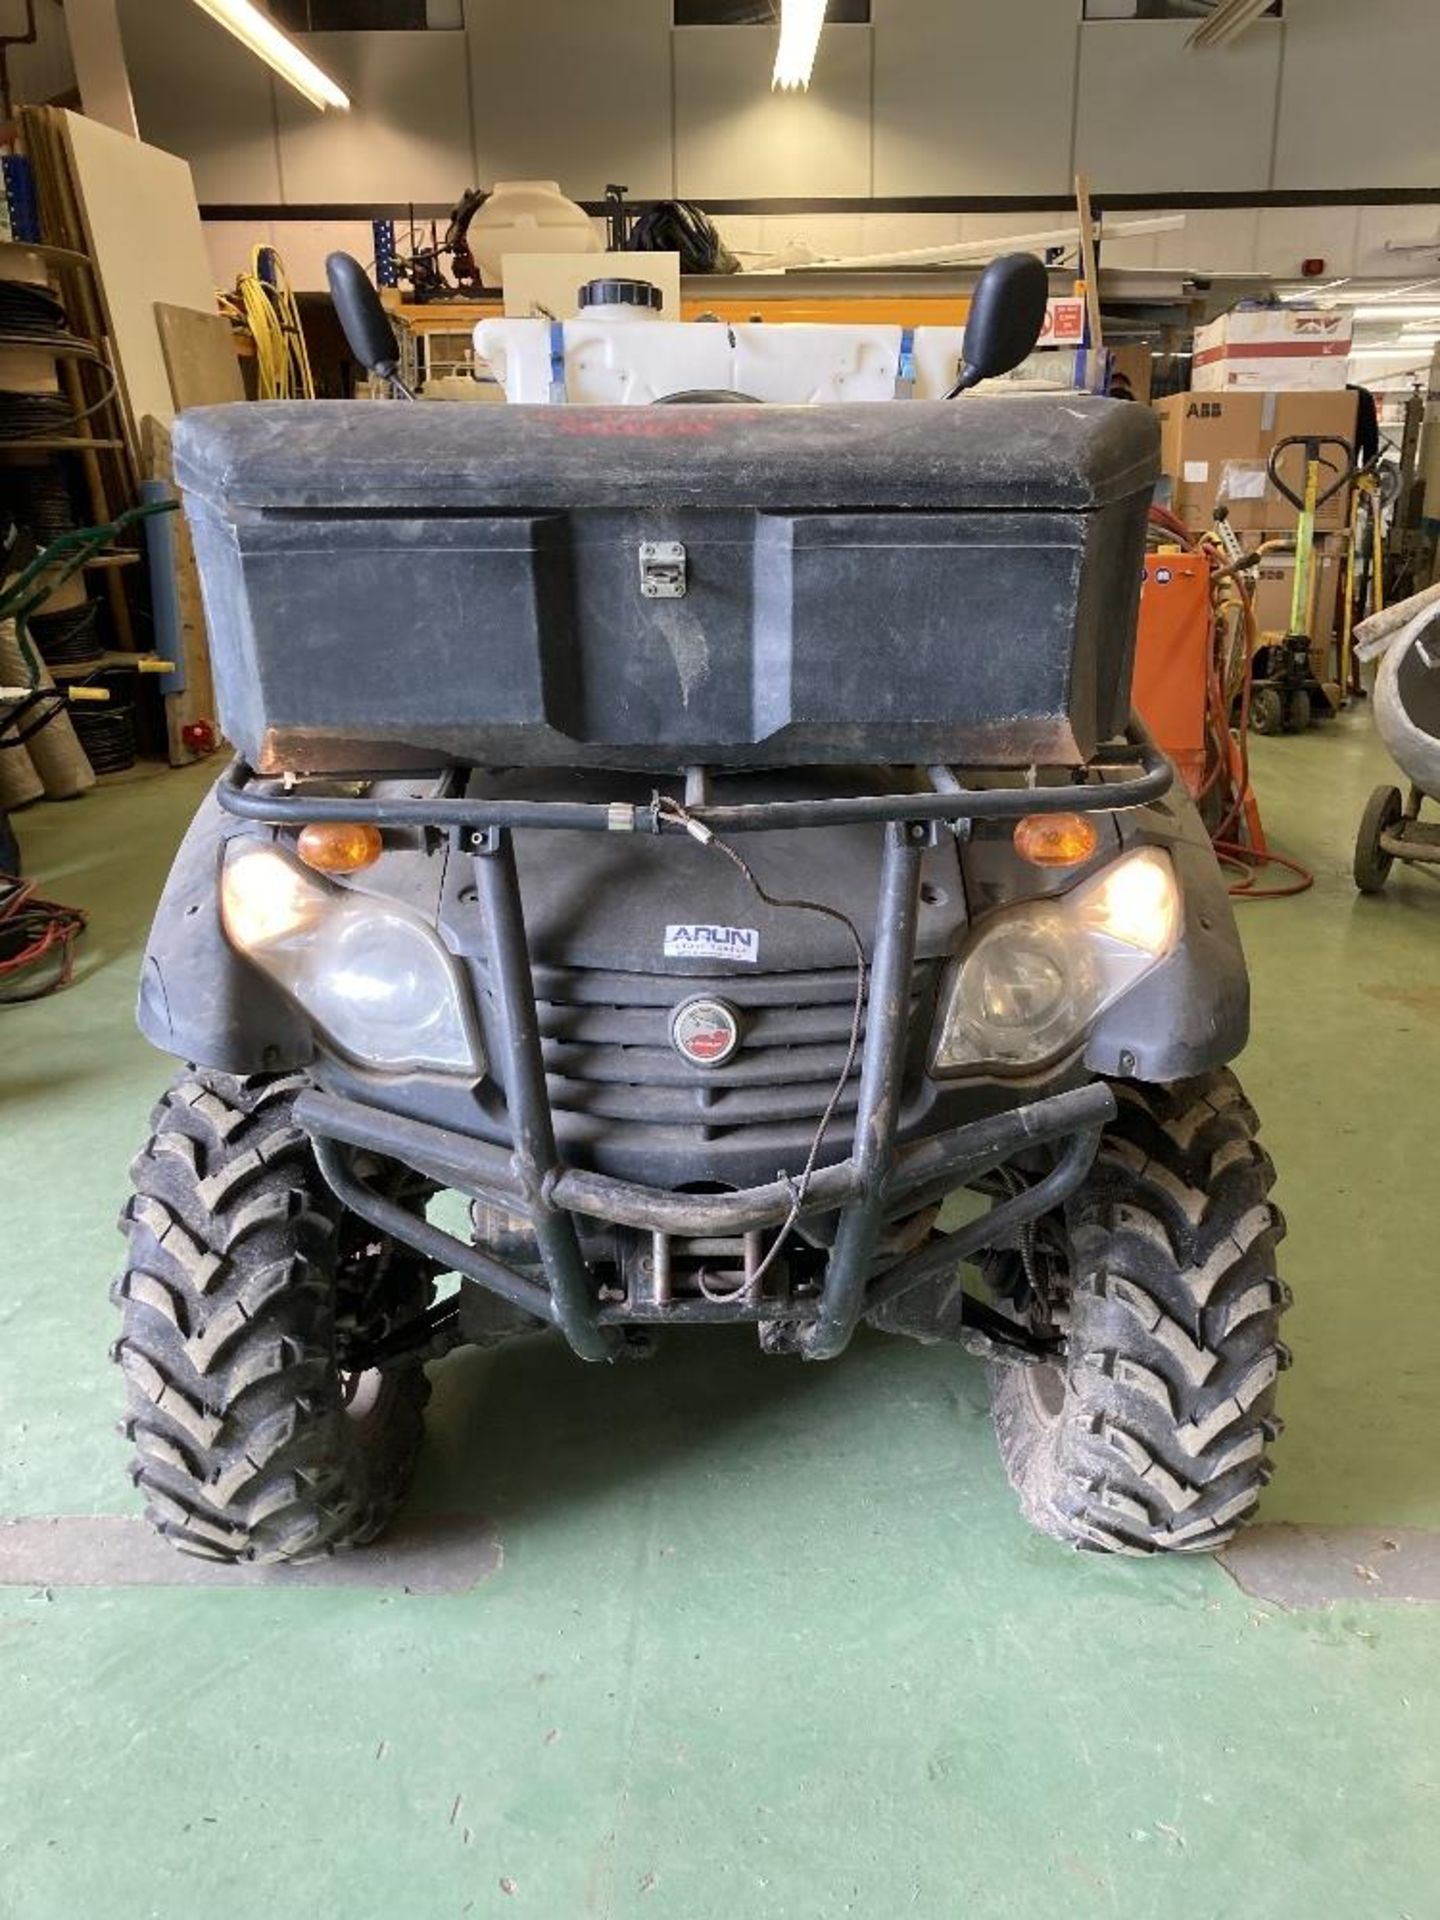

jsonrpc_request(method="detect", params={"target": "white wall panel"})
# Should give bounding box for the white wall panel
[117,0,280,203]
[1075,20,1281,194]
[1154,206,1261,273]
[466,0,672,201]
[1275,0,1440,190]
[715,211,870,264]
[275,31,471,203]
[1354,205,1440,278]
[872,0,1076,196]
[675,25,871,201]
[1254,204,1361,279]
[206,218,380,290]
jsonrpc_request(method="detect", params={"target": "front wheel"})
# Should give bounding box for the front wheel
[1249,686,1284,736]
[989,1070,1288,1556]
[1353,784,1403,893]
[112,1069,433,1563]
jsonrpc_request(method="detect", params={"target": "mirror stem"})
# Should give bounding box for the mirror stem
[944,363,982,401]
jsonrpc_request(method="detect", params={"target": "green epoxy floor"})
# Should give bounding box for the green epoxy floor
[3,719,1438,1918]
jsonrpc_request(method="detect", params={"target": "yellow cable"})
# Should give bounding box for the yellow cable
[223,245,314,400]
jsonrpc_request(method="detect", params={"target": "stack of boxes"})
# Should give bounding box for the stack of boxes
[1153,308,1358,674]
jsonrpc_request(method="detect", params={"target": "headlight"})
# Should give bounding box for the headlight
[221,844,482,1075]
[933,847,1180,1075]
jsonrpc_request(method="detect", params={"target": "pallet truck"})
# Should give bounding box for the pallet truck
[1339,458,1391,700]
[1248,432,1357,735]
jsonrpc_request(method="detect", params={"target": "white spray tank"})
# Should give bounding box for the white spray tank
[475,279,1083,405]
[467,181,600,288]
[479,276,923,405]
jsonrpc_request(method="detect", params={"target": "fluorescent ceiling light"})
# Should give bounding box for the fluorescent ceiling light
[773,0,826,91]
[1347,306,1440,323]
[189,0,350,111]
[1279,279,1351,304]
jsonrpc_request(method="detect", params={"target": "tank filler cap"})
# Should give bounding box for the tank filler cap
[579,277,664,314]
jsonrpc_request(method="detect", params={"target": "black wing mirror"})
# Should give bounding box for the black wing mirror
[326,252,412,396]
[947,252,1051,397]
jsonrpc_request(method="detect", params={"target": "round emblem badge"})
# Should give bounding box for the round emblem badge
[670,996,741,1068]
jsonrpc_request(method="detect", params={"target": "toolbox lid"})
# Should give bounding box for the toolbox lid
[173,394,1158,518]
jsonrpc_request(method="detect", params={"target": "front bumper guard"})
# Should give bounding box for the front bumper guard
[301,1078,1112,1357]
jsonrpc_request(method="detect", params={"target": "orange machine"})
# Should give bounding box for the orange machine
[1133,552,1212,798]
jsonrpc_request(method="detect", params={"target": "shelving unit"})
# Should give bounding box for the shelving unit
[0,434,126,450]
[46,649,166,680]
[0,238,142,797]
[16,108,149,649]
[0,109,169,800]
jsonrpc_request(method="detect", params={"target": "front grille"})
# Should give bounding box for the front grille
[524,962,941,1140]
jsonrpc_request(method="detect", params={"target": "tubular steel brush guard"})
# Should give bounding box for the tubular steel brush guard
[213,727,1168,1364]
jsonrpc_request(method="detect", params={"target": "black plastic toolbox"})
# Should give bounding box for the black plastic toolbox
[175,394,1158,775]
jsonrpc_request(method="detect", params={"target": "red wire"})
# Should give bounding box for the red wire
[0,874,87,996]
[1214,841,1314,899]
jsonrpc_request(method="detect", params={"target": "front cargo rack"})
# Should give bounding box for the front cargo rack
[215,718,1172,836]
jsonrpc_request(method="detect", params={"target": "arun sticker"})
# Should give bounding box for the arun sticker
[663,924,759,964]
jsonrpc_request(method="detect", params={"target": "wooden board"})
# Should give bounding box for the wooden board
[59,110,215,449]
[501,251,681,321]
[155,304,245,412]
[1074,173,1105,390]
[141,416,218,768]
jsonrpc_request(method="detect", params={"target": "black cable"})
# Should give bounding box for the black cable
[0,281,104,363]
[70,701,136,774]
[0,393,73,440]
[0,364,120,440]
[30,600,103,667]
[0,328,106,359]
[0,685,66,750]
[652,792,867,1292]
[0,280,67,332]
[0,466,78,542]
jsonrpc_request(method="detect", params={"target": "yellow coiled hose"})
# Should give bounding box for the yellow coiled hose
[222,246,314,401]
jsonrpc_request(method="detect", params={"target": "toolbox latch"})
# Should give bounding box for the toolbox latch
[639,541,687,600]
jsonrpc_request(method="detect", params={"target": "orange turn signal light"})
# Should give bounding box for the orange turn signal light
[1013,812,1099,869]
[296,821,383,874]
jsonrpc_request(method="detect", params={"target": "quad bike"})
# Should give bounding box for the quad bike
[114,255,1288,1565]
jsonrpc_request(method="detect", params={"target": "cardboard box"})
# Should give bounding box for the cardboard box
[1154,390,1359,533]
[1249,536,1343,644]
[1108,342,1153,408]
[1192,308,1353,392]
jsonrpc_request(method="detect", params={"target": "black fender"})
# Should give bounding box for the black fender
[136,785,314,1073]
[1083,792,1248,1082]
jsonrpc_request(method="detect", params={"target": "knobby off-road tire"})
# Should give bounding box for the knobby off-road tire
[990,1070,1289,1556]
[112,1069,431,1564]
